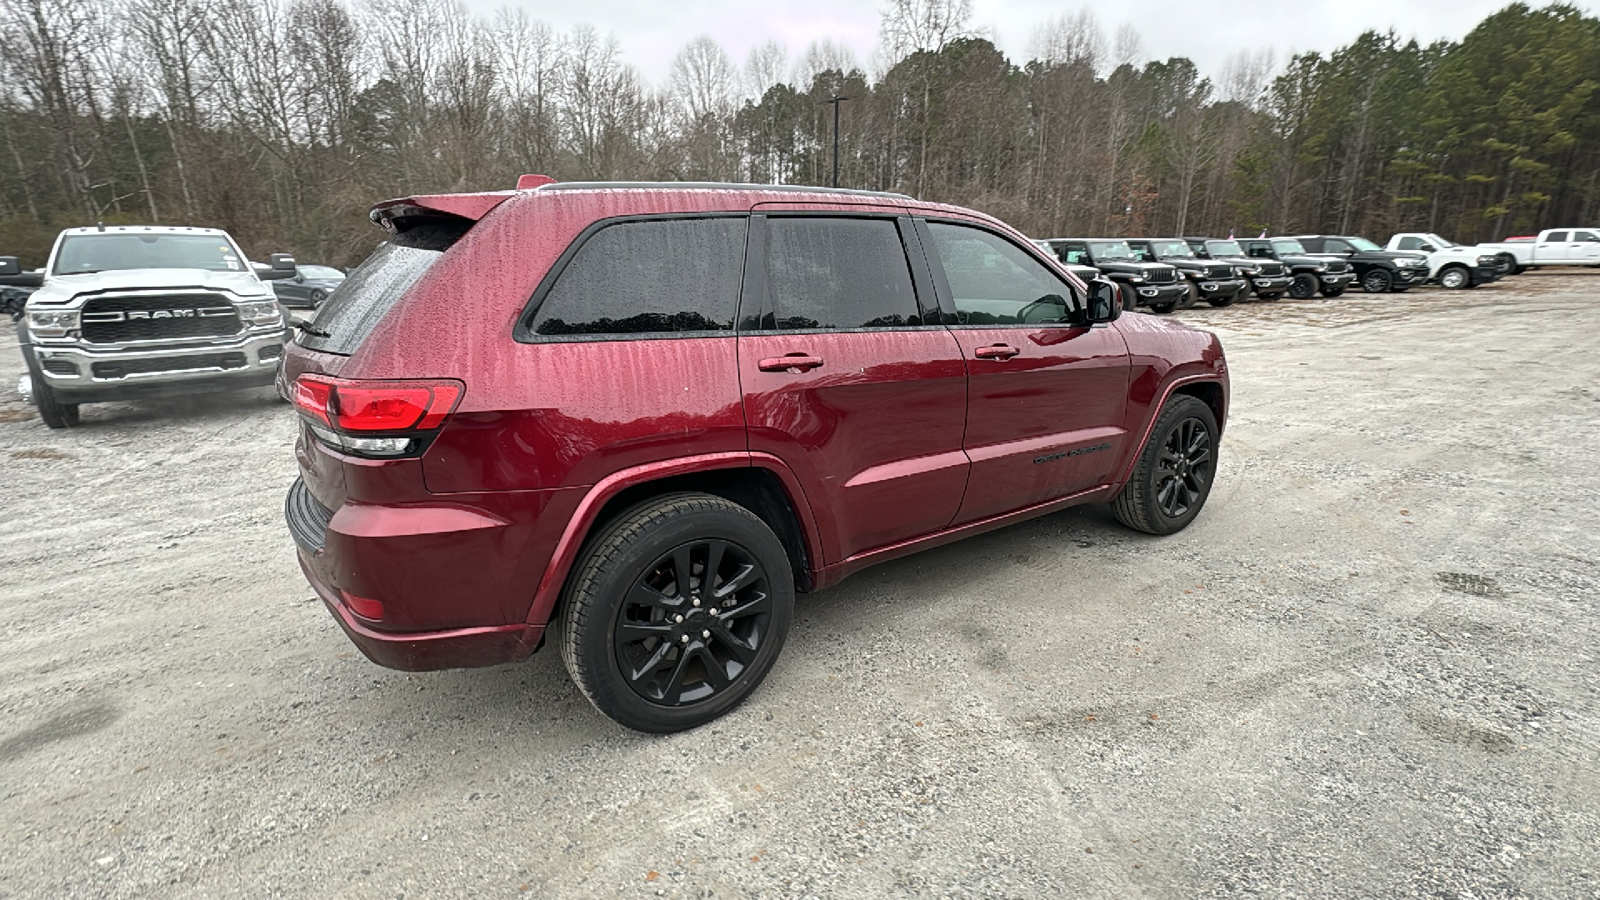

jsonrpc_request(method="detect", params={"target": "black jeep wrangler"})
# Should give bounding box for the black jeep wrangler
[1184,238,1293,301]
[1037,239,1188,313]
[1127,238,1248,307]
[1235,238,1356,299]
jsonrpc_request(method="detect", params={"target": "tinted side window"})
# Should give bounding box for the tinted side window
[532,217,745,337]
[1397,236,1421,250]
[926,223,1074,326]
[1575,231,1599,242]
[1545,231,1569,242]
[763,217,920,329]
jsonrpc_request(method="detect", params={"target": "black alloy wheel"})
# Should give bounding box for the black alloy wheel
[561,493,794,733]
[1287,272,1320,299]
[1112,395,1219,535]
[1361,268,1393,293]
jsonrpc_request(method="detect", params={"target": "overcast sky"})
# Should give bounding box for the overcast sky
[456,0,1600,90]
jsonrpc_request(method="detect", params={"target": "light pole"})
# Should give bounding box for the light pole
[822,95,851,188]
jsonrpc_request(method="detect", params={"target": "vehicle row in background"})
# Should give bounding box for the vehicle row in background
[1035,239,1188,312]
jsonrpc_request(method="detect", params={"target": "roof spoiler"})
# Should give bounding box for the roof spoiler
[368,175,557,233]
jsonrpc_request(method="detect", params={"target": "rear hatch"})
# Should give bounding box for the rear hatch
[281,192,510,517]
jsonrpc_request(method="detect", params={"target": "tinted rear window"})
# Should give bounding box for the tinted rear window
[296,221,467,355]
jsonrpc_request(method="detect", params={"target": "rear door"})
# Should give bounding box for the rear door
[1536,231,1570,262]
[739,215,969,564]
[917,219,1131,525]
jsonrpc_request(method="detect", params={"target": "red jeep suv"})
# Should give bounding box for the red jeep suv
[281,180,1228,732]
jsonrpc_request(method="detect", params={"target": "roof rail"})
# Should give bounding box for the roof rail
[534,181,912,200]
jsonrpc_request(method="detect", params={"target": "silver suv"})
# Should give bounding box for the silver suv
[6,225,294,428]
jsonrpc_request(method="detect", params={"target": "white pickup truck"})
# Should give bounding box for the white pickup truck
[1383,233,1505,288]
[1473,228,1600,274]
[4,225,296,428]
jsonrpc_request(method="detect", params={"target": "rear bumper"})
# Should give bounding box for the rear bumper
[300,555,543,671]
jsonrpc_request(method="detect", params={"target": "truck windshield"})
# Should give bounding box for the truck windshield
[1207,240,1244,256]
[1272,239,1307,255]
[1089,241,1137,260]
[53,234,248,275]
[1346,237,1383,251]
[1150,241,1193,257]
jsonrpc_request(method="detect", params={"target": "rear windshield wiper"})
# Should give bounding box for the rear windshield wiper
[295,321,331,338]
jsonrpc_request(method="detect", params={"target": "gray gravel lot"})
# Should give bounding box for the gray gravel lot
[1,273,1597,898]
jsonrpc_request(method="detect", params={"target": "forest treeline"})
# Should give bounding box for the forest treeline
[1,0,1597,266]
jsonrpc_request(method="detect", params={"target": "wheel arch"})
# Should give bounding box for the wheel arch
[525,454,820,631]
[1115,374,1227,486]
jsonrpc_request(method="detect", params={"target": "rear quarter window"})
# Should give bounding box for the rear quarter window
[522,217,747,339]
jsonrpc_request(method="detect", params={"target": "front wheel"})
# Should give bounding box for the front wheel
[1112,395,1219,535]
[309,289,327,308]
[1287,273,1320,299]
[17,324,80,429]
[560,493,794,733]
[1179,282,1200,310]
[1361,269,1394,293]
[1438,265,1469,289]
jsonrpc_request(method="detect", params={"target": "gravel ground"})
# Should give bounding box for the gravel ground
[1,273,1597,899]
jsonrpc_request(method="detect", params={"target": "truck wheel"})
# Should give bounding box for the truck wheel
[1438,265,1469,289]
[1112,395,1218,536]
[1496,254,1518,275]
[560,493,794,733]
[1119,284,1137,312]
[1361,269,1393,293]
[17,325,80,429]
[1288,273,1320,299]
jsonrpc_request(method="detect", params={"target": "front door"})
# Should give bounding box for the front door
[917,219,1132,525]
[739,215,970,564]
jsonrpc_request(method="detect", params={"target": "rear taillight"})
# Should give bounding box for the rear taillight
[292,375,463,458]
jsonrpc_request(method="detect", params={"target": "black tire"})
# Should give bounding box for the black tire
[1287,272,1320,299]
[309,289,327,308]
[1179,282,1200,310]
[1438,265,1470,289]
[1496,254,1518,275]
[1112,395,1219,535]
[17,324,80,429]
[560,493,794,733]
[1319,287,1345,298]
[1119,284,1137,313]
[1361,268,1393,293]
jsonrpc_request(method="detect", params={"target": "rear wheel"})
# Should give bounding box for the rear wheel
[1438,265,1469,289]
[1119,284,1138,312]
[1112,395,1219,535]
[309,289,327,308]
[560,493,794,733]
[1179,282,1200,310]
[1287,272,1320,299]
[1361,268,1393,293]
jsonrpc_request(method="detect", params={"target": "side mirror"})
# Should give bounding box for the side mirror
[260,253,298,280]
[1419,243,1436,252]
[1085,280,1122,324]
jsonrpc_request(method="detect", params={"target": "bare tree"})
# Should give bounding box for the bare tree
[0,0,107,217]
[742,40,788,102]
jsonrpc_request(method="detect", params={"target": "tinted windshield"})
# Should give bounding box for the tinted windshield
[299,265,345,280]
[1206,240,1244,256]
[1089,241,1137,260]
[53,234,248,275]
[1272,239,1307,254]
[1150,241,1193,257]
[1346,236,1383,251]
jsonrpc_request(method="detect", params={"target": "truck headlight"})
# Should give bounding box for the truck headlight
[237,300,283,326]
[27,309,79,338]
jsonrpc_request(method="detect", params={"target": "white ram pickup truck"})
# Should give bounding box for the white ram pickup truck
[3,225,296,428]
[1384,233,1505,288]
[1473,228,1600,274]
